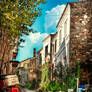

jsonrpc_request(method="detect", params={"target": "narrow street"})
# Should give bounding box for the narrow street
[0,0,92,92]
[21,88,37,92]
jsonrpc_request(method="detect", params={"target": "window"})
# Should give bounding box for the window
[52,44,54,55]
[39,54,42,65]
[59,30,61,45]
[24,63,27,68]
[66,43,69,64]
[62,48,67,65]
[64,19,67,37]
[45,45,48,57]
[30,63,32,67]
[66,43,69,56]
[55,40,57,52]
[27,63,30,67]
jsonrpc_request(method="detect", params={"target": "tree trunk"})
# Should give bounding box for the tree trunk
[0,30,12,75]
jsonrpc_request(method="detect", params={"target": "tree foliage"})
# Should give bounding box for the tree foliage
[0,0,46,74]
[0,0,46,40]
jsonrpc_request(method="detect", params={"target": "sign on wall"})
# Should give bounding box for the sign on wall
[5,75,19,87]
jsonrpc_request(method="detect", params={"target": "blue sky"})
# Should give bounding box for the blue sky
[16,0,79,62]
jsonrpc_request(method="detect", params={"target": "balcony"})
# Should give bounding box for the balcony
[59,38,65,51]
[55,39,65,60]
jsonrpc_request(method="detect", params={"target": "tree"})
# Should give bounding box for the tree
[0,0,46,74]
[0,0,46,38]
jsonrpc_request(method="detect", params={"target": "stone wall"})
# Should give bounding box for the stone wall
[70,1,92,65]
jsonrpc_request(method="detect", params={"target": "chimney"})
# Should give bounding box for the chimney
[33,48,36,57]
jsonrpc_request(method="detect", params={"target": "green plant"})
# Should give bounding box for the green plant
[18,84,25,89]
[54,61,77,91]
[40,63,50,91]
[48,81,61,91]
[25,83,32,89]
[38,89,43,92]
[60,84,68,92]
[25,80,36,90]
[68,76,76,90]
[54,62,63,81]
[77,62,80,78]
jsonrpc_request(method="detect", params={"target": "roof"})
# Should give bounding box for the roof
[19,57,37,63]
[18,67,24,69]
[56,1,87,28]
[42,34,51,42]
[42,33,56,42]
[56,3,68,28]
[10,61,19,63]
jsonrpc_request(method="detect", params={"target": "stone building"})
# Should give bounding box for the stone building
[69,1,92,85]
[55,0,92,86]
[18,57,37,84]
[18,48,42,84]
[36,48,43,66]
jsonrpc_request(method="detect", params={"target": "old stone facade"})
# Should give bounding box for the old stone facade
[55,0,92,86]
[18,48,43,84]
[70,1,92,64]
[18,57,37,84]
[18,57,36,72]
[70,1,92,84]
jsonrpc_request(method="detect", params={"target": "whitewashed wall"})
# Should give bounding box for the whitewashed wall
[55,4,70,66]
[51,33,58,63]
[42,35,51,65]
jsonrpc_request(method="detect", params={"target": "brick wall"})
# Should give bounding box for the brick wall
[70,1,92,65]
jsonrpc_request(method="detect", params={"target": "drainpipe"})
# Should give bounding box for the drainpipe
[76,78,79,92]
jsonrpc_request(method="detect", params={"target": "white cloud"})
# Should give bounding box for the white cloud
[16,32,48,61]
[20,42,27,47]
[45,5,66,33]
[29,32,48,44]
[19,32,48,47]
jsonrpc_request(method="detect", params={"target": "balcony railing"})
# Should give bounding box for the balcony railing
[55,38,65,60]
[59,38,65,50]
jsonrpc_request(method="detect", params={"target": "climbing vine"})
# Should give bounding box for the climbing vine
[40,63,50,91]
